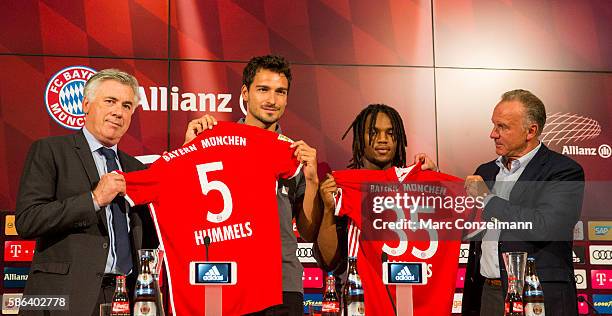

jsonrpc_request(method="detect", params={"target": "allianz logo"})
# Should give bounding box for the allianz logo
[202,265,224,281]
[4,273,27,281]
[395,266,416,281]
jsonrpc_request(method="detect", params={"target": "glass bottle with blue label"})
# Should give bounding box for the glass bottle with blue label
[343,257,365,316]
[523,257,545,316]
[134,254,158,316]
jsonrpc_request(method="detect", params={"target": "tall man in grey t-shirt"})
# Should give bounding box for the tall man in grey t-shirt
[184,55,321,315]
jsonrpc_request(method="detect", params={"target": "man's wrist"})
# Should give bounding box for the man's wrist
[91,192,101,211]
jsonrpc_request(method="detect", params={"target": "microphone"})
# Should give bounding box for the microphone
[381,252,397,315]
[577,295,599,314]
[204,236,211,261]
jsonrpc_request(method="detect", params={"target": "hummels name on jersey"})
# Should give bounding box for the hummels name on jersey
[194,221,253,245]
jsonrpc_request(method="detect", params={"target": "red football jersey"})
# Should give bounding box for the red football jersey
[334,164,479,316]
[123,122,301,316]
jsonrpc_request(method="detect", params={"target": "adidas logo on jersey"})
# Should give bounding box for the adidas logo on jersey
[277,134,294,143]
[395,266,416,281]
[202,265,224,281]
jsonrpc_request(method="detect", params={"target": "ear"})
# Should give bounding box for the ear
[526,123,539,141]
[82,96,91,115]
[240,84,249,103]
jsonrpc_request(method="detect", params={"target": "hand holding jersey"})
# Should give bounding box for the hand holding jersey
[121,122,303,315]
[333,163,482,316]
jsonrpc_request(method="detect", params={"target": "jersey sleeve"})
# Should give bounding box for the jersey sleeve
[120,164,163,207]
[433,171,485,238]
[332,171,363,228]
[270,134,302,179]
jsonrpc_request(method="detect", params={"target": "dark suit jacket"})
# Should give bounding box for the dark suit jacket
[462,144,584,316]
[15,130,158,315]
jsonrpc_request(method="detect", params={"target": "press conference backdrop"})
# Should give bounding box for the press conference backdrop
[0,0,611,314]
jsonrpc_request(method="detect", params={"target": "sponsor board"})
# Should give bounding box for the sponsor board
[589,221,612,240]
[573,245,586,265]
[297,243,316,263]
[589,245,612,265]
[2,293,22,314]
[456,268,466,289]
[452,293,463,314]
[5,215,17,236]
[3,267,29,288]
[542,113,610,159]
[574,220,584,241]
[591,269,612,289]
[574,269,587,290]
[4,241,36,262]
[303,293,323,314]
[459,243,469,264]
[593,294,612,314]
[302,268,323,289]
[577,294,589,315]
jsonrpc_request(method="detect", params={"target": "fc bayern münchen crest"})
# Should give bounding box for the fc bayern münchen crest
[45,66,96,130]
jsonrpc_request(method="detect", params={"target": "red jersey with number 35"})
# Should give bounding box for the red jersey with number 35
[334,164,480,316]
[122,122,301,316]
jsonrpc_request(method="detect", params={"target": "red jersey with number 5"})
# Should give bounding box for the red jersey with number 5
[122,122,301,316]
[333,164,481,316]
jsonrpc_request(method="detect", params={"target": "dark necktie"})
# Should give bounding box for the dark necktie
[98,147,133,275]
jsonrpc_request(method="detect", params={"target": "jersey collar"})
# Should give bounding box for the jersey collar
[392,161,421,182]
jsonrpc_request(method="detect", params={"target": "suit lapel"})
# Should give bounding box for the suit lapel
[509,145,549,202]
[73,130,100,186]
[73,130,110,230]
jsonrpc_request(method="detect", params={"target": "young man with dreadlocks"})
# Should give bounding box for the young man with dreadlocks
[315,103,436,271]
[316,104,477,315]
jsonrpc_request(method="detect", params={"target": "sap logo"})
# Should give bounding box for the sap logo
[589,222,612,240]
[595,226,612,236]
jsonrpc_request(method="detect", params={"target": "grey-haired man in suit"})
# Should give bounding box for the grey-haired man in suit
[16,69,157,315]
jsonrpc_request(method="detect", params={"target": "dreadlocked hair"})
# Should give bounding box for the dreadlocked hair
[342,104,407,169]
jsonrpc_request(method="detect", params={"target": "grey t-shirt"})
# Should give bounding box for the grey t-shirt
[238,118,305,293]
[277,173,306,293]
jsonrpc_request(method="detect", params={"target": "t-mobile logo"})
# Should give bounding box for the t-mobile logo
[597,273,608,286]
[9,244,22,258]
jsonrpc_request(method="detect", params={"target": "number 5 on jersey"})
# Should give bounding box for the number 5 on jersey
[197,162,233,223]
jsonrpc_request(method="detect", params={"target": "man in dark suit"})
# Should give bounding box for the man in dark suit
[16,69,157,315]
[462,89,584,316]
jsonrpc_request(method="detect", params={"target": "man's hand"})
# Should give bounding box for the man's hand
[464,175,490,198]
[414,153,438,171]
[184,114,218,145]
[319,174,337,211]
[92,173,126,207]
[291,140,318,183]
